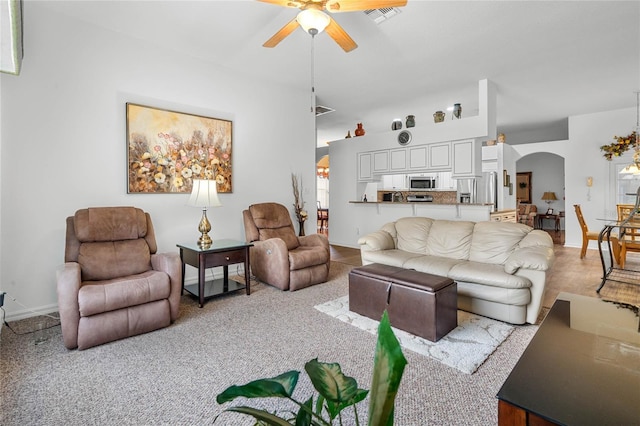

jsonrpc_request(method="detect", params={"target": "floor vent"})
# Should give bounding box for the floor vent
[316,105,335,116]
[364,7,402,24]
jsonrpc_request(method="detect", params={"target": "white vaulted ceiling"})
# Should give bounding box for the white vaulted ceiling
[38,0,640,146]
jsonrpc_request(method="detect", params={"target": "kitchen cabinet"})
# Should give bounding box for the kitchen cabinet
[390,148,407,171]
[373,151,389,174]
[409,146,428,170]
[357,152,373,181]
[428,143,451,170]
[452,139,481,177]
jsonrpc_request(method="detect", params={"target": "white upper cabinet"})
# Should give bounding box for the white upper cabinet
[408,146,428,170]
[373,150,389,173]
[428,142,452,170]
[357,152,373,181]
[390,148,407,171]
[452,139,481,177]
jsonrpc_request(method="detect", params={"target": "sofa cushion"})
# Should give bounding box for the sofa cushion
[78,270,171,317]
[79,239,152,281]
[456,281,531,306]
[403,255,466,277]
[468,222,531,265]
[289,246,330,271]
[448,261,532,289]
[259,227,299,251]
[249,203,300,250]
[74,207,148,242]
[425,220,475,260]
[395,217,434,254]
[362,249,424,268]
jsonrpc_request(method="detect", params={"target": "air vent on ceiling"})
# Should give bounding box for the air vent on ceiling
[315,105,335,116]
[364,7,402,24]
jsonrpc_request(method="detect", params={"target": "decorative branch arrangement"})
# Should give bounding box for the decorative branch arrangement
[291,173,308,226]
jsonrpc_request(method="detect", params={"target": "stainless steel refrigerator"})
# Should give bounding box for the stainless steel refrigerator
[477,171,498,212]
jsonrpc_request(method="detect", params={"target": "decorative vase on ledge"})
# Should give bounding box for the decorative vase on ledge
[355,123,365,137]
[298,220,305,236]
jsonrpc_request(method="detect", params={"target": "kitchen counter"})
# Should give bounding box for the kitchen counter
[348,200,493,222]
[350,201,492,206]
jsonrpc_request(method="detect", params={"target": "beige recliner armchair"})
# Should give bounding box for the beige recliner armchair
[56,207,182,350]
[243,202,330,291]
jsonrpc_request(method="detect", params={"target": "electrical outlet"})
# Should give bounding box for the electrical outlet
[0,292,5,308]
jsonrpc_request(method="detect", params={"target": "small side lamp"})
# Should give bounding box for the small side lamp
[541,191,557,205]
[188,179,221,248]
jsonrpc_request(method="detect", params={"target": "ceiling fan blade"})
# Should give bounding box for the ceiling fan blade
[263,18,300,48]
[327,0,407,12]
[325,17,358,52]
[257,0,303,8]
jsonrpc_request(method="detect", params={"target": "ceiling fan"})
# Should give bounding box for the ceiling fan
[258,0,408,52]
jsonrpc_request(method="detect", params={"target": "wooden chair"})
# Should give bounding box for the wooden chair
[574,204,600,259]
[317,201,328,231]
[616,204,640,268]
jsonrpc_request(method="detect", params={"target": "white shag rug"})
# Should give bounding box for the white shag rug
[314,296,514,374]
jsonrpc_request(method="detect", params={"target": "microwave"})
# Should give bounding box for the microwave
[409,176,436,190]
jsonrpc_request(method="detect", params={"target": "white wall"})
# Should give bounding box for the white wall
[512,106,636,250]
[0,4,315,319]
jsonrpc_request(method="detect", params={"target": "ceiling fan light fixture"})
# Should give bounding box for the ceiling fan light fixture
[297,9,330,34]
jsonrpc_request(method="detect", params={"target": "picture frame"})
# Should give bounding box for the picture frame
[516,171,532,203]
[126,103,232,194]
[547,208,554,215]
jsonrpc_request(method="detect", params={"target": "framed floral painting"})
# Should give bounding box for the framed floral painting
[126,103,232,193]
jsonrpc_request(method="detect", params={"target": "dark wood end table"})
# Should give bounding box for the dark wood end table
[537,213,560,231]
[177,239,253,308]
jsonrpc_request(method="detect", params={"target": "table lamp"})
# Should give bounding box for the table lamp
[188,179,221,248]
[541,192,557,205]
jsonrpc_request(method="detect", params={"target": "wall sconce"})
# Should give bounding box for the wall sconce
[587,177,593,201]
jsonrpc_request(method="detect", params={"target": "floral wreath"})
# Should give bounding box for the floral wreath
[600,131,638,161]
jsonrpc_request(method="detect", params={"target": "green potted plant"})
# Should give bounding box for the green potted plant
[215,311,407,425]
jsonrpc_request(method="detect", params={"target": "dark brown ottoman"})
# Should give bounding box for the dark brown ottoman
[348,263,457,342]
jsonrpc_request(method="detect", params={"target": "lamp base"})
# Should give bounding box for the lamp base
[197,209,213,249]
[198,234,212,249]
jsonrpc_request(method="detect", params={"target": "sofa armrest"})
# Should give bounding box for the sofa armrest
[56,262,82,349]
[504,246,555,274]
[358,230,396,252]
[151,252,182,321]
[250,238,291,290]
[299,233,329,250]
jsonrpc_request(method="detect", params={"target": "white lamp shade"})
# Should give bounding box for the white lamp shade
[188,179,222,208]
[297,9,330,34]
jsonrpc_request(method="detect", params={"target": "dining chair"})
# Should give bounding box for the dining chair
[574,204,600,259]
[616,204,640,268]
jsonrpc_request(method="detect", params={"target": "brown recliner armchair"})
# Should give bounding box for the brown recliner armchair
[243,202,330,291]
[56,207,182,350]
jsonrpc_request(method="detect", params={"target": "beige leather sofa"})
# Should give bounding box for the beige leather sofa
[358,217,555,324]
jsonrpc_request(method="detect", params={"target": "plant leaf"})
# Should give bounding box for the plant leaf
[217,406,293,426]
[367,310,407,426]
[294,396,313,426]
[216,371,300,404]
[305,358,359,406]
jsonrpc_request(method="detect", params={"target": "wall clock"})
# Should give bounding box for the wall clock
[398,130,412,146]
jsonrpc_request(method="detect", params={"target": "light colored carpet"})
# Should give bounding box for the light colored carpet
[0,262,538,425]
[315,296,514,374]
